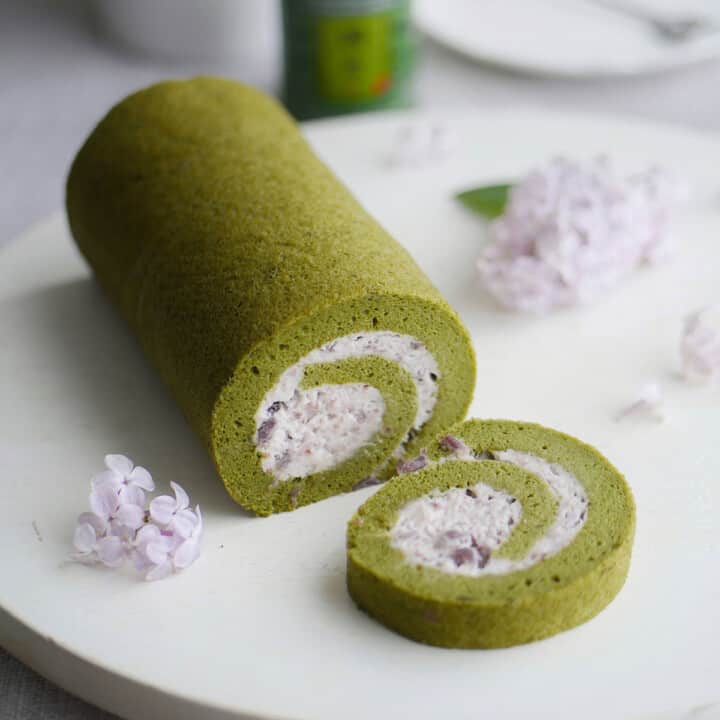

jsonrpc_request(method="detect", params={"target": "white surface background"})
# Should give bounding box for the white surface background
[1,1,720,718]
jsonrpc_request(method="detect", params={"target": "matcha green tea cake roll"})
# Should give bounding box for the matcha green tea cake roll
[66,77,475,515]
[347,420,635,648]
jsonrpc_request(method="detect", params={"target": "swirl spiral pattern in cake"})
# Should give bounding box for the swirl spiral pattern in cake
[347,420,636,648]
[66,77,476,515]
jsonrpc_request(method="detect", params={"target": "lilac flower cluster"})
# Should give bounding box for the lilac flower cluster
[477,157,689,312]
[71,454,202,581]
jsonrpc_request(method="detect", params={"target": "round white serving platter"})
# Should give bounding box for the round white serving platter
[1,109,719,720]
[414,0,720,77]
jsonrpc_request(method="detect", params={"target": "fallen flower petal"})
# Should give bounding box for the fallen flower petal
[616,382,666,423]
[681,306,720,382]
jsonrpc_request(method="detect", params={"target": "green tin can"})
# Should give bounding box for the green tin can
[282,0,416,120]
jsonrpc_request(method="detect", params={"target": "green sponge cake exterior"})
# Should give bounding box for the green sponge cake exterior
[347,419,636,648]
[65,77,475,515]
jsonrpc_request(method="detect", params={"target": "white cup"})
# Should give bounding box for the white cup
[94,0,280,63]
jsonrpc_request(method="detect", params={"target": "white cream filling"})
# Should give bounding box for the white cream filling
[390,450,588,577]
[254,332,440,483]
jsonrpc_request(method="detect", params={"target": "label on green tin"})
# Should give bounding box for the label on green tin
[316,13,393,101]
[282,0,414,119]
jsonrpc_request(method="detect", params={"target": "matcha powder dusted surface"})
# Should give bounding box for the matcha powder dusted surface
[66,77,475,515]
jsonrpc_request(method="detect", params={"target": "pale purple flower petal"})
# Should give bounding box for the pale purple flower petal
[131,524,161,571]
[135,523,161,544]
[145,540,170,566]
[681,306,720,382]
[173,538,200,569]
[89,484,119,520]
[131,553,150,572]
[149,494,176,525]
[128,466,154,492]
[91,469,121,491]
[73,522,98,554]
[616,382,666,423]
[118,483,146,508]
[98,456,155,507]
[104,454,134,476]
[70,551,99,565]
[170,481,189,511]
[115,503,145,530]
[171,508,199,539]
[96,535,126,568]
[145,559,173,582]
[173,507,203,570]
[132,523,175,574]
[131,553,148,572]
[77,511,107,537]
[110,523,137,543]
[150,482,193,534]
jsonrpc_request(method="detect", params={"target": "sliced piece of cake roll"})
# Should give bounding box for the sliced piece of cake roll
[347,420,635,648]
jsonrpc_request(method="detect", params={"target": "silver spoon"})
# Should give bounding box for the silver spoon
[588,0,717,42]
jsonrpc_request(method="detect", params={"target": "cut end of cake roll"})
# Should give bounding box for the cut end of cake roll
[212,295,475,516]
[346,419,636,648]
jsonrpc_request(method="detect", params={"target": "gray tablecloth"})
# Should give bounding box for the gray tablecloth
[2,0,719,717]
[0,651,116,720]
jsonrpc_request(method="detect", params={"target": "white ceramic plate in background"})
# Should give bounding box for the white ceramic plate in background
[414,0,720,77]
[1,109,719,720]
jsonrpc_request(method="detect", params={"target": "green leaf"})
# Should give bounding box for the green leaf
[455,183,512,220]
